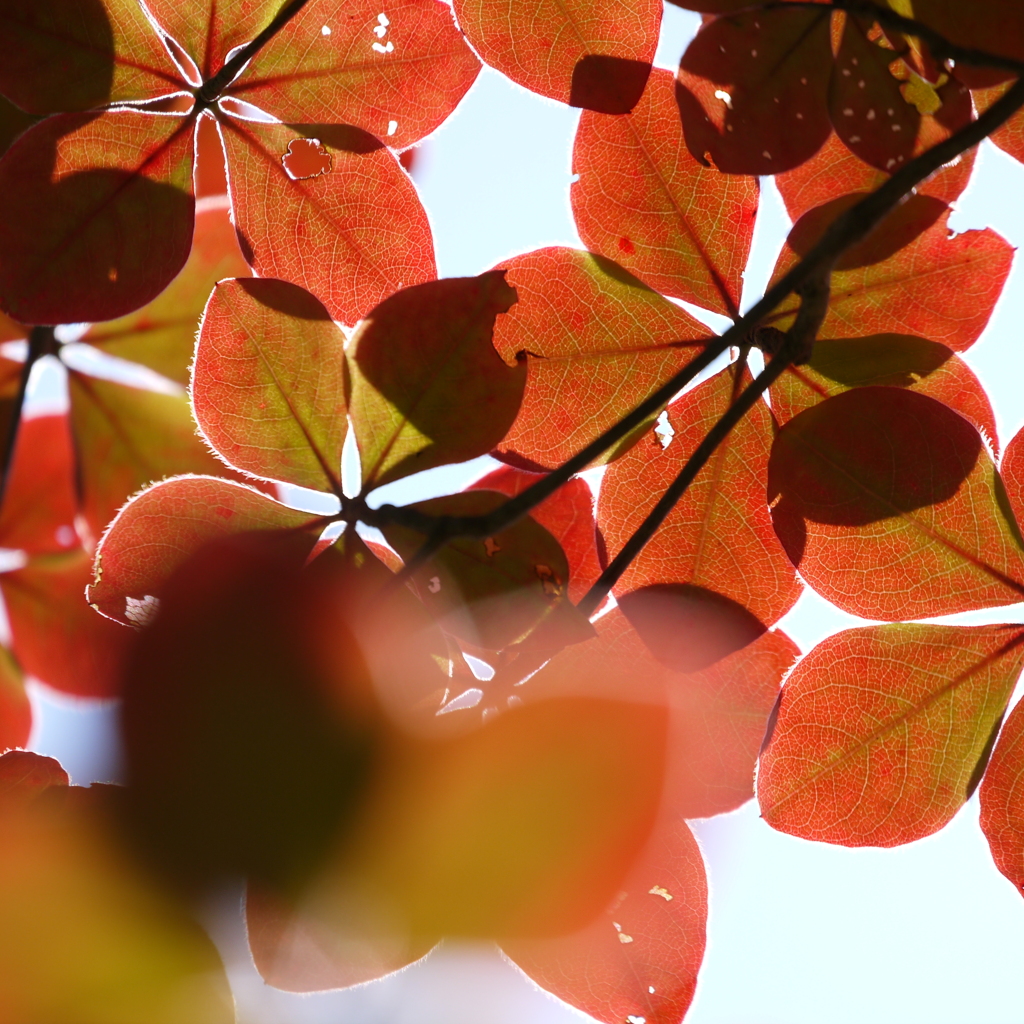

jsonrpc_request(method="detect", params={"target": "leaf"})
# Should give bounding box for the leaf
[349,272,523,489]
[999,423,1024,529]
[194,277,347,492]
[758,623,1024,846]
[88,475,318,626]
[676,7,833,175]
[68,373,246,541]
[2,549,130,698]
[0,750,66,806]
[572,67,758,316]
[828,15,920,172]
[469,465,603,603]
[976,82,1024,165]
[382,490,582,651]
[765,207,1013,351]
[912,1,1024,86]
[770,334,998,447]
[0,110,196,325]
[228,0,481,149]
[0,647,31,753]
[524,608,798,818]
[768,387,1024,620]
[776,81,976,221]
[979,696,1024,894]
[0,0,182,113]
[452,0,660,112]
[491,248,709,470]
[245,883,434,992]
[0,93,38,159]
[84,198,251,386]
[221,118,435,325]
[502,816,707,1024]
[599,366,801,633]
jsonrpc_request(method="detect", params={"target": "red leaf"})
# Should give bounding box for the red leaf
[194,278,347,492]
[88,475,319,626]
[912,1,1024,86]
[502,816,707,1024]
[759,624,1024,846]
[0,110,196,325]
[228,0,481,149]
[453,0,659,112]
[0,650,31,753]
[975,81,1024,164]
[0,0,183,113]
[469,466,603,602]
[599,365,801,633]
[84,197,251,386]
[2,548,129,698]
[349,272,523,489]
[999,424,1024,530]
[492,248,708,470]
[676,7,833,175]
[765,207,1012,351]
[979,696,1024,894]
[221,118,435,325]
[572,67,757,316]
[768,387,1024,620]
[0,750,66,804]
[770,334,998,448]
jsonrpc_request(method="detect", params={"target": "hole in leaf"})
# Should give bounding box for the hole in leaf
[282,138,333,180]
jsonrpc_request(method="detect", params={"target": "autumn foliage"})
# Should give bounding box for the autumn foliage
[2,0,1024,1021]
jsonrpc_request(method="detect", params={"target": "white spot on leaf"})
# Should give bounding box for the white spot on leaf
[648,885,673,900]
[125,594,160,628]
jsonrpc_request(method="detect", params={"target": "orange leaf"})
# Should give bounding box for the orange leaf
[979,696,1024,894]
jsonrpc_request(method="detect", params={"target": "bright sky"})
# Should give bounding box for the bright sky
[23,4,1024,1022]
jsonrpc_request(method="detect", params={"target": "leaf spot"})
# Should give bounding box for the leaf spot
[762,150,772,159]
[372,40,395,53]
[282,138,332,180]
[427,575,441,593]
[648,986,656,994]
[626,1017,646,1024]
[866,108,876,120]
[618,235,636,255]
[535,563,563,597]
[618,932,635,943]
[713,89,733,109]
[321,24,331,35]
[107,267,118,282]
[654,410,674,449]
[125,595,160,628]
[648,884,673,900]
[387,119,398,136]
[483,536,501,557]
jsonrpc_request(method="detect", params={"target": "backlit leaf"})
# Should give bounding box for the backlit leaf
[349,272,522,489]
[976,82,1024,165]
[88,475,318,626]
[759,624,1024,846]
[770,334,998,447]
[195,277,347,492]
[912,1,1024,86]
[0,751,66,805]
[453,0,659,112]
[491,248,708,470]
[84,198,251,386]
[768,387,1024,620]
[572,67,757,316]
[676,7,833,175]
[599,366,801,634]
[502,816,706,1024]
[221,118,435,325]
[979,697,1024,893]
[0,110,196,325]
[0,648,30,753]
[228,0,481,149]
[765,207,1013,351]
[999,424,1024,529]
[0,0,183,113]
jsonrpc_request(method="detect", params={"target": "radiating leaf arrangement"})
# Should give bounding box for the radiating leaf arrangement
[2,1,1024,1022]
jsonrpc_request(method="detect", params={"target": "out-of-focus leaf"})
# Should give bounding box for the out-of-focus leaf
[676,7,832,175]
[383,490,586,651]
[777,80,975,221]
[221,118,435,326]
[194,114,228,197]
[0,649,31,753]
[829,16,920,172]
[469,465,603,603]
[491,248,708,470]
[2,548,129,698]
[759,623,1024,846]
[0,763,235,1023]
[246,883,434,992]
[600,366,800,635]
[453,0,659,112]
[770,334,998,447]
[765,208,1012,351]
[228,0,481,150]
[69,373,246,541]
[0,0,182,113]
[88,475,318,626]
[0,111,196,325]
[979,697,1024,894]
[0,751,66,804]
[0,94,37,159]
[194,278,347,492]
[572,67,757,316]
[502,815,706,1024]
[84,198,250,386]
[768,387,1024,620]
[349,272,522,489]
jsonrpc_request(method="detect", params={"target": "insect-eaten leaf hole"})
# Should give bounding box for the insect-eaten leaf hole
[282,138,333,180]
